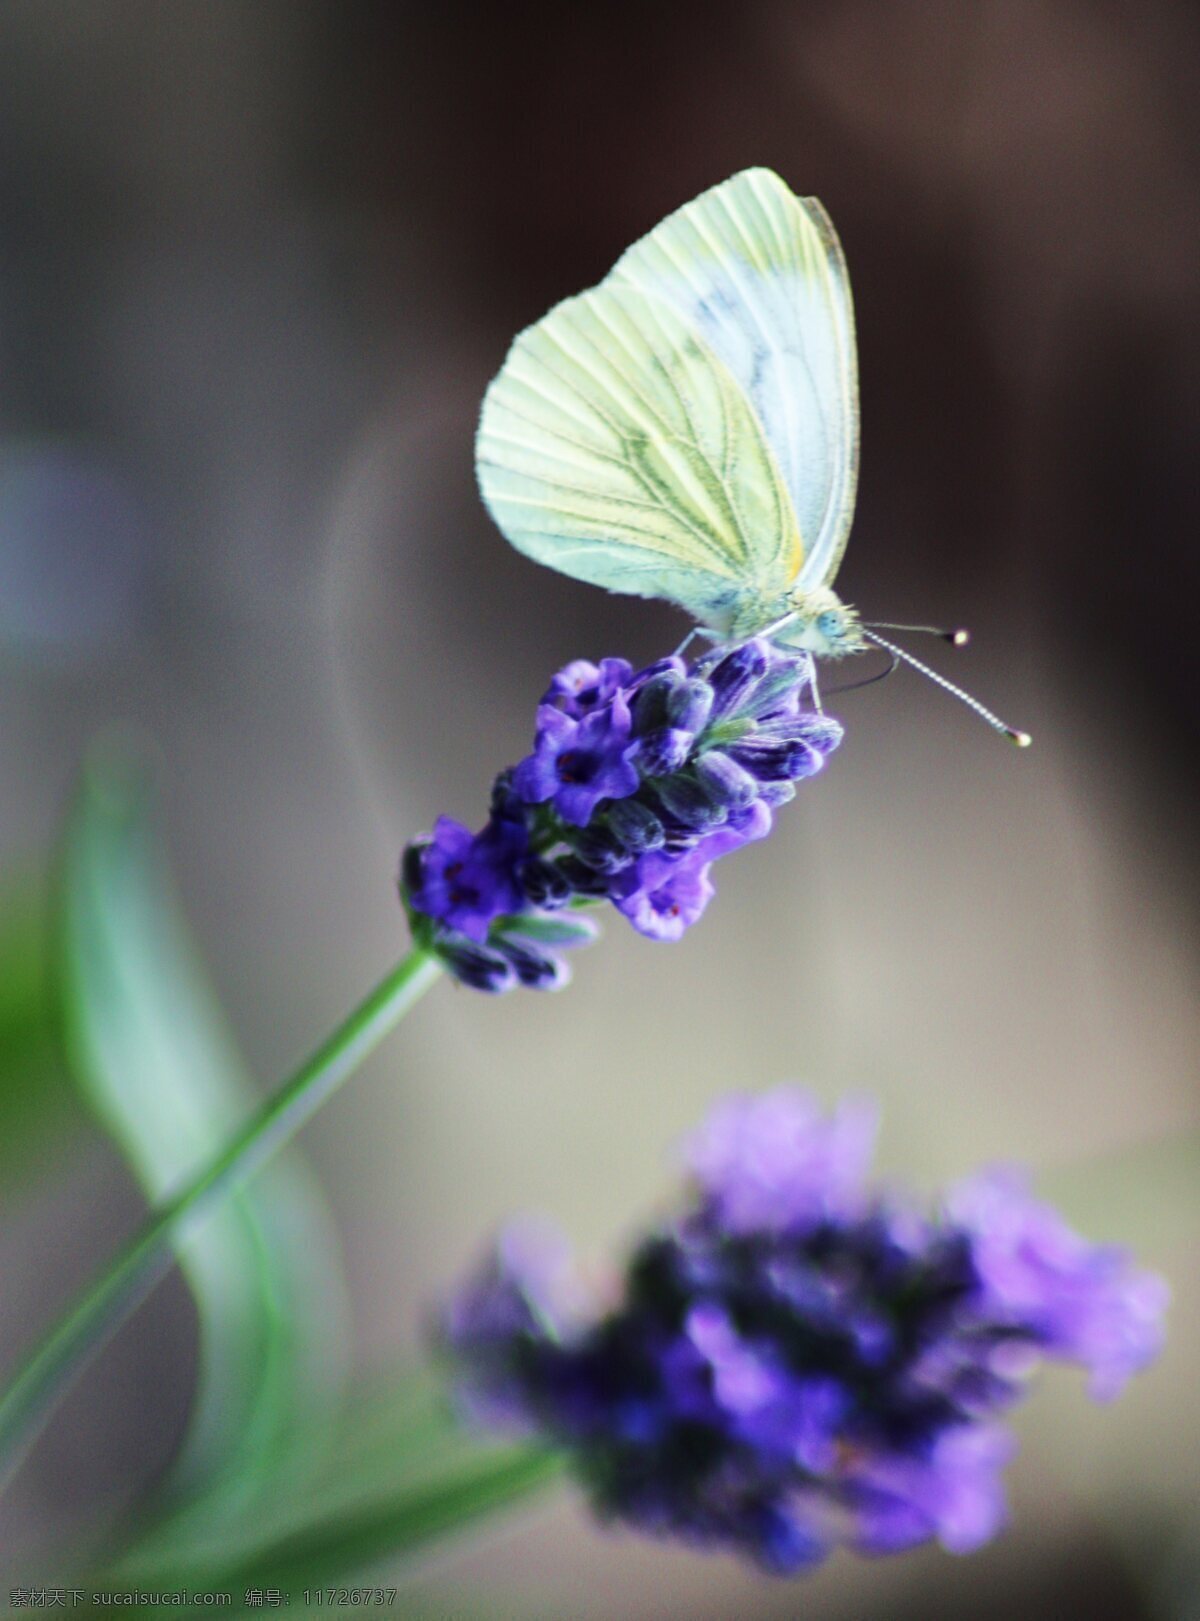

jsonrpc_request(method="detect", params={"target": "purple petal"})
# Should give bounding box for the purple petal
[682,1088,880,1235]
[947,1168,1169,1399]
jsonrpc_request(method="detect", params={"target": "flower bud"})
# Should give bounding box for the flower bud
[693,750,759,811]
[631,727,694,778]
[436,936,517,993]
[728,737,824,783]
[443,1089,1166,1570]
[793,713,845,755]
[496,938,569,990]
[516,856,573,910]
[653,773,729,831]
[570,825,635,874]
[554,855,613,897]
[755,780,796,808]
[707,641,769,718]
[630,671,683,734]
[399,839,430,898]
[665,677,714,734]
[741,655,810,719]
[489,769,525,823]
[606,798,666,854]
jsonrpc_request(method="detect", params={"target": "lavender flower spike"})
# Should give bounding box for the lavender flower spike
[400,638,842,990]
[440,1089,1167,1572]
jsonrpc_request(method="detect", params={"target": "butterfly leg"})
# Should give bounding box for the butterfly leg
[673,628,700,658]
[809,660,825,714]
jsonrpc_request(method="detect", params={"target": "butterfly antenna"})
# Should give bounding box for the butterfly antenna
[861,629,1032,747]
[864,620,971,647]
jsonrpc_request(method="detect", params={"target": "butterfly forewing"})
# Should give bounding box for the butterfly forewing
[476,279,800,626]
[607,169,859,592]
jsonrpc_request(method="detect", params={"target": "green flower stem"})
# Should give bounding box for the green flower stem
[0,946,444,1488]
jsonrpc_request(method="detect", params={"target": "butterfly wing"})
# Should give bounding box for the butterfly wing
[608,168,859,591]
[476,275,802,628]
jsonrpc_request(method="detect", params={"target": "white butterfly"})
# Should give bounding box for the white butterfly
[476,168,1028,743]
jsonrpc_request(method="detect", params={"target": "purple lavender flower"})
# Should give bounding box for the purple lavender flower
[400,638,842,990]
[441,1218,587,1428]
[842,1423,1016,1555]
[610,847,716,943]
[683,1087,878,1235]
[542,657,634,718]
[945,1168,1169,1400]
[611,802,773,942]
[439,1089,1167,1571]
[401,814,525,943]
[514,696,640,827]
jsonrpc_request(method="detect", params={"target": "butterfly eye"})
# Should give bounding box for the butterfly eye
[816,610,841,636]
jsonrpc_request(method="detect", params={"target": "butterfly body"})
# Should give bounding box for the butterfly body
[724,583,864,658]
[477,168,860,658]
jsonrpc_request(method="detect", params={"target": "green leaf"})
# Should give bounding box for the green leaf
[104,1359,568,1590]
[193,1435,566,1591]
[231,1442,566,1588]
[0,874,83,1176]
[58,743,351,1553]
[0,878,54,1069]
[494,914,599,946]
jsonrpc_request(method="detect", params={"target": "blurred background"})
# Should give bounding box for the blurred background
[0,2,1197,1613]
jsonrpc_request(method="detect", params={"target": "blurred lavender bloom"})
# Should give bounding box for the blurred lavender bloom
[439,1089,1167,1571]
[441,1218,585,1428]
[945,1167,1169,1400]
[683,1087,878,1235]
[400,638,841,989]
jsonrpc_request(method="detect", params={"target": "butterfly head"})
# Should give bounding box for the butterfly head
[778,586,865,659]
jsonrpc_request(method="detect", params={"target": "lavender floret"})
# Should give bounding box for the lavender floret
[402,814,525,943]
[513,696,640,827]
[542,657,634,718]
